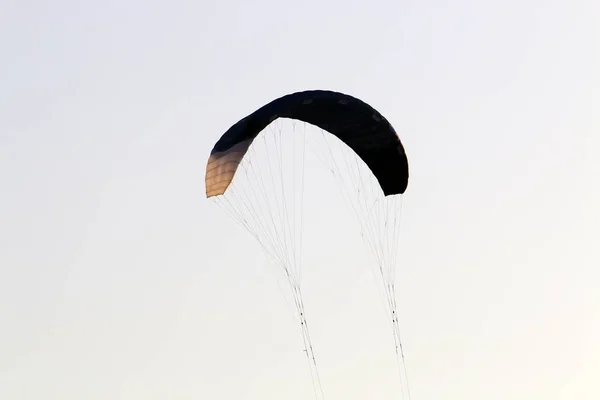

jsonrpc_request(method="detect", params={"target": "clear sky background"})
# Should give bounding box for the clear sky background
[1,0,599,399]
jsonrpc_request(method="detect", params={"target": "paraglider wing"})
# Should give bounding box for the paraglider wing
[205,90,409,198]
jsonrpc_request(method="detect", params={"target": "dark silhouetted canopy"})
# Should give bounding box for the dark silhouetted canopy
[205,90,409,197]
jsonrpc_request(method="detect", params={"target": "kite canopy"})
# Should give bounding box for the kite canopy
[206,90,413,398]
[205,90,409,198]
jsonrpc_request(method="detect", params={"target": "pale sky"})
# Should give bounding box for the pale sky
[1,0,599,399]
